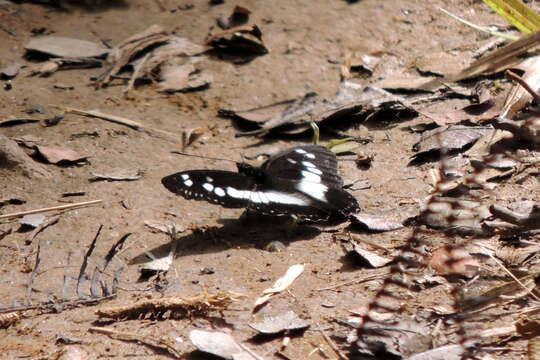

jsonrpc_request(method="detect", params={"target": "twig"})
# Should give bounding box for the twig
[0,200,103,220]
[26,238,42,305]
[62,252,72,300]
[486,251,540,302]
[319,327,348,360]
[506,70,540,103]
[89,326,182,358]
[64,108,180,143]
[314,270,389,291]
[77,225,103,298]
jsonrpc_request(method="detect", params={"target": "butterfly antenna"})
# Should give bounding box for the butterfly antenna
[170,151,237,163]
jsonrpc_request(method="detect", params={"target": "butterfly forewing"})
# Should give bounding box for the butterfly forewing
[162,170,256,208]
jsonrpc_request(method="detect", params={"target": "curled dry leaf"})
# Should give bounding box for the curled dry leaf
[249,311,309,335]
[349,242,392,268]
[254,264,304,309]
[500,56,540,119]
[34,145,88,165]
[206,24,268,55]
[429,246,479,277]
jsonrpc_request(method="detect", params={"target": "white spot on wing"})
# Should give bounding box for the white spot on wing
[203,183,214,192]
[205,176,213,183]
[295,148,307,154]
[301,170,321,183]
[263,191,310,206]
[287,158,297,164]
[296,181,328,202]
[181,174,190,180]
[227,187,250,200]
[307,167,322,175]
[305,153,315,159]
[184,179,193,187]
[302,161,315,168]
[214,187,225,197]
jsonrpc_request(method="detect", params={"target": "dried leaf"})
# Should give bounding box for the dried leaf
[350,243,392,268]
[206,24,268,55]
[0,63,22,79]
[0,135,51,178]
[249,311,309,334]
[350,213,405,232]
[19,214,46,228]
[500,56,540,119]
[410,125,491,165]
[414,51,470,77]
[189,330,259,360]
[420,196,492,235]
[35,145,88,164]
[429,246,480,277]
[422,99,502,126]
[405,344,464,360]
[25,36,110,58]
[254,264,304,308]
[158,62,212,93]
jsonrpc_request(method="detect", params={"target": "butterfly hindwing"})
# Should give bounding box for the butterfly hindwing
[262,145,343,189]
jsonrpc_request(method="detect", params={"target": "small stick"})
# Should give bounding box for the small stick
[27,215,59,244]
[77,225,103,298]
[319,328,347,360]
[314,270,388,291]
[506,70,540,103]
[89,326,182,358]
[0,200,102,220]
[0,24,16,36]
[64,108,179,143]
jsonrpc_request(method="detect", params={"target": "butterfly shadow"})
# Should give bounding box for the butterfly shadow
[128,215,323,268]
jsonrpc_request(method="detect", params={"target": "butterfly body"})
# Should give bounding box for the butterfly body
[162,145,359,222]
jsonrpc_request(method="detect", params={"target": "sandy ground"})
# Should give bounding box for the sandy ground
[1,0,539,359]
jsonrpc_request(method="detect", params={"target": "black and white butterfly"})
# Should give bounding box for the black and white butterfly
[161,144,359,222]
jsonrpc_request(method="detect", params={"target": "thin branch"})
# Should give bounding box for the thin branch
[506,70,540,103]
[0,200,103,220]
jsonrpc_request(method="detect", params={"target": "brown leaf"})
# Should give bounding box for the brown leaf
[25,36,109,58]
[249,311,309,335]
[206,24,268,55]
[35,145,88,164]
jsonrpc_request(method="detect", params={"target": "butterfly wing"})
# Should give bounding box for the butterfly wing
[262,144,343,188]
[261,145,359,216]
[162,170,256,208]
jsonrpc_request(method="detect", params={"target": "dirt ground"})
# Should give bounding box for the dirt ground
[1,0,540,359]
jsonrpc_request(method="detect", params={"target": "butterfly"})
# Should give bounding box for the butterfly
[161,144,359,222]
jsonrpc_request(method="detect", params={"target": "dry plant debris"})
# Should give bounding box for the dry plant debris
[253,264,304,310]
[189,329,265,360]
[96,290,238,320]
